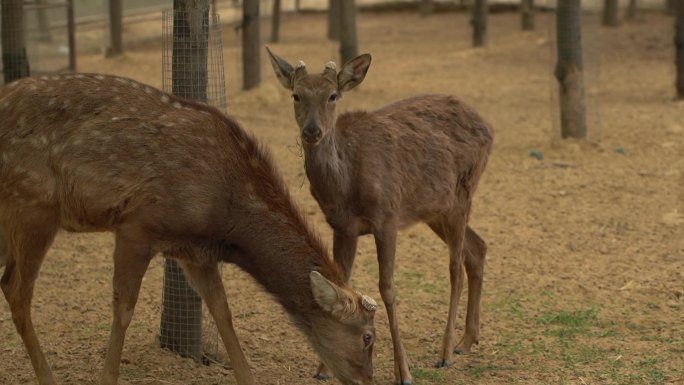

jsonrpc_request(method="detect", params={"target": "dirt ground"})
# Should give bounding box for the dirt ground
[1,9,683,385]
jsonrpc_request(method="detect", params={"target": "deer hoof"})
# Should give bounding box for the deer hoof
[453,346,466,355]
[313,373,332,381]
[435,359,453,368]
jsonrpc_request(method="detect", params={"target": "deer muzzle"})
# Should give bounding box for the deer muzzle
[301,123,322,145]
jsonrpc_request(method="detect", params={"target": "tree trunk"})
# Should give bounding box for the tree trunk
[243,0,260,90]
[471,0,488,47]
[328,0,341,40]
[676,0,684,98]
[555,0,587,139]
[271,0,281,43]
[627,0,637,18]
[667,0,676,15]
[602,0,620,26]
[339,0,358,64]
[160,0,210,362]
[521,0,535,31]
[34,0,52,42]
[107,0,124,57]
[420,0,434,17]
[1,0,30,83]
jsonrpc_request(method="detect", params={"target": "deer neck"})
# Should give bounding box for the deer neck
[302,124,351,198]
[225,206,342,332]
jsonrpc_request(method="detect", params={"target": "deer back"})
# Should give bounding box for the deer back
[0,74,255,237]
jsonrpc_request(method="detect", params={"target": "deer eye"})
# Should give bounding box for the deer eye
[363,333,373,347]
[292,94,300,103]
[328,93,338,103]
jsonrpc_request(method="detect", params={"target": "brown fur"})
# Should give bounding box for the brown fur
[268,49,493,384]
[0,74,376,385]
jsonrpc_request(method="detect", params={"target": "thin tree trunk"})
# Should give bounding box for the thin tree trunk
[471,0,488,47]
[271,0,281,43]
[243,0,261,90]
[521,0,535,31]
[34,0,52,42]
[160,0,210,362]
[339,0,358,64]
[107,0,124,57]
[555,0,587,139]
[420,0,434,17]
[1,0,30,83]
[676,0,684,98]
[627,0,637,18]
[328,0,341,40]
[602,0,620,26]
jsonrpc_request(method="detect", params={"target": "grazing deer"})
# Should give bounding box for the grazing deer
[0,73,378,385]
[267,48,493,385]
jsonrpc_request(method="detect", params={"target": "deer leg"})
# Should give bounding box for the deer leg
[100,230,152,385]
[454,227,486,354]
[314,231,358,381]
[0,214,58,385]
[177,261,256,385]
[375,224,412,385]
[429,213,467,368]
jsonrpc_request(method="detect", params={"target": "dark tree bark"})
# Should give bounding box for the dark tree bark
[471,0,488,47]
[160,0,210,362]
[328,0,341,40]
[521,0,535,31]
[676,0,684,98]
[107,0,124,57]
[339,0,358,64]
[271,0,281,43]
[420,0,434,17]
[2,0,30,83]
[555,0,587,139]
[243,0,261,90]
[602,0,620,26]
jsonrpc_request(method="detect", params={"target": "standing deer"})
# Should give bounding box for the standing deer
[267,48,494,385]
[0,73,378,385]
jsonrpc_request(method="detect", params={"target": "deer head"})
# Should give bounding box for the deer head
[308,271,376,385]
[266,46,371,146]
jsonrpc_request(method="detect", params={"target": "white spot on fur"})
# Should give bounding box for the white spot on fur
[296,60,306,69]
[75,74,85,79]
[115,77,129,85]
[95,75,105,81]
[161,95,170,103]
[173,102,182,109]
[48,98,57,107]
[131,82,139,89]
[129,107,138,113]
[40,76,49,80]
[144,87,153,94]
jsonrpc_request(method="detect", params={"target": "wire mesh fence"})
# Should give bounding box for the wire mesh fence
[0,0,75,84]
[159,7,226,363]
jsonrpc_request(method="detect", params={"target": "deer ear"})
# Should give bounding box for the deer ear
[310,271,347,314]
[265,45,295,90]
[338,53,371,93]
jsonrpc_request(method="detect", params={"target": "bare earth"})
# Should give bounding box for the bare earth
[1,9,683,385]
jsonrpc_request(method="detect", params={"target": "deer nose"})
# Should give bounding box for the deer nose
[302,124,322,144]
